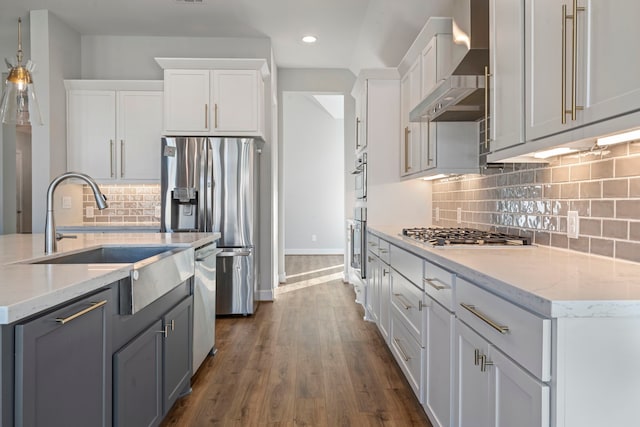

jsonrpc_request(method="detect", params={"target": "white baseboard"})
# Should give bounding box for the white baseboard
[256,289,274,301]
[278,272,287,283]
[284,248,344,255]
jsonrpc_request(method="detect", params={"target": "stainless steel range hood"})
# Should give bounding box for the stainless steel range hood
[410,0,489,123]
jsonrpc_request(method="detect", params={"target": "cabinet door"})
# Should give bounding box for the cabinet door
[489,348,550,427]
[67,90,116,181]
[400,71,422,176]
[164,69,210,133]
[378,262,391,343]
[490,0,526,153]
[368,254,381,323]
[117,91,163,181]
[420,122,436,171]
[211,70,260,134]
[424,300,454,427]
[421,37,438,99]
[114,320,163,427]
[163,297,193,413]
[580,0,640,126]
[456,321,491,427]
[354,80,367,152]
[525,0,583,141]
[15,288,113,427]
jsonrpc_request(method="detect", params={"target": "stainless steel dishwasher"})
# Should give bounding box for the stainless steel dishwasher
[193,243,221,375]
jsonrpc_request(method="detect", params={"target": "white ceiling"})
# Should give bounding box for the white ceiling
[0,0,452,73]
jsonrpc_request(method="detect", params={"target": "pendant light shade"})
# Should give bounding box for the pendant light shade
[0,18,42,126]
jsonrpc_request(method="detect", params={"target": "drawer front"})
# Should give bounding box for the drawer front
[391,270,425,345]
[391,309,423,401]
[456,278,551,381]
[379,239,390,264]
[367,233,380,256]
[390,245,423,288]
[423,260,455,311]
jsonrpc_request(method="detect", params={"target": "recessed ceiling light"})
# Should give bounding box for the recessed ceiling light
[302,35,317,44]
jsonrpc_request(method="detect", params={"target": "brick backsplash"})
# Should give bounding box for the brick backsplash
[432,141,640,263]
[83,184,161,225]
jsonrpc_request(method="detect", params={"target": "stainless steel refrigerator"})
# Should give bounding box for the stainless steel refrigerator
[161,137,263,316]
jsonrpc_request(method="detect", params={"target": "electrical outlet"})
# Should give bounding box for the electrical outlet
[86,206,94,218]
[311,234,317,242]
[435,207,440,222]
[62,196,72,209]
[456,207,462,224]
[567,211,579,239]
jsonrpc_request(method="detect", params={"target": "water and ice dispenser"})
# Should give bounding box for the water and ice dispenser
[170,187,198,231]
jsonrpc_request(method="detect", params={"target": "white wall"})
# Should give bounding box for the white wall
[277,68,356,280]
[30,10,82,232]
[81,35,271,80]
[283,93,344,254]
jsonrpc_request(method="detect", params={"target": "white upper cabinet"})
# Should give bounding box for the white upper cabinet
[156,58,269,137]
[526,0,640,141]
[489,0,526,154]
[164,69,263,136]
[163,70,210,133]
[400,59,423,176]
[66,81,163,183]
[211,70,261,134]
[420,34,452,99]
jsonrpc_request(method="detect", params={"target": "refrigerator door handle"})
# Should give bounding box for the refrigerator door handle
[217,250,252,257]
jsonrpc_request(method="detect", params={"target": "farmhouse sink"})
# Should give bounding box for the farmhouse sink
[28,245,195,315]
[30,246,179,264]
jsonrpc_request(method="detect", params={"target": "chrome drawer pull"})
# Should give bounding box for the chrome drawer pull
[423,277,447,291]
[393,293,413,310]
[393,338,410,362]
[55,300,107,325]
[460,303,510,334]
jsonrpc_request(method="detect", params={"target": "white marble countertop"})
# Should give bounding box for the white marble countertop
[369,226,640,318]
[0,232,218,324]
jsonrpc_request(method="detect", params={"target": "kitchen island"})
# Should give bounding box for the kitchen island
[365,225,640,427]
[0,232,218,427]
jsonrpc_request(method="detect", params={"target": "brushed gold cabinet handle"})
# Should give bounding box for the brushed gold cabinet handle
[393,293,413,310]
[393,338,410,362]
[474,349,482,366]
[120,140,125,178]
[214,103,218,128]
[423,277,447,291]
[355,117,361,149]
[205,104,208,128]
[481,354,494,372]
[460,303,510,334]
[404,126,411,173]
[484,65,491,150]
[110,140,115,178]
[55,300,107,325]
[562,1,585,123]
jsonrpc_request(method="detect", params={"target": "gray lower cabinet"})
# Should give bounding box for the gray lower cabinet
[14,287,114,427]
[114,320,163,427]
[114,296,192,427]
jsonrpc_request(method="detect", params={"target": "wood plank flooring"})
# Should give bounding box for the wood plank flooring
[161,255,432,426]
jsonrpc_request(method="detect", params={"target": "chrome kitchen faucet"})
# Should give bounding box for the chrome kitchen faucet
[44,172,108,253]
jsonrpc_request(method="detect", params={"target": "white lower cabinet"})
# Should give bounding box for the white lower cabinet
[390,308,423,400]
[456,320,550,427]
[423,297,454,427]
[366,252,380,323]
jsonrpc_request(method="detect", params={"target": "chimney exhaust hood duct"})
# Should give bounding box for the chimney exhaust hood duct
[410,0,489,123]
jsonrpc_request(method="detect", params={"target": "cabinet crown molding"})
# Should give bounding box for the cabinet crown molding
[154,57,270,79]
[64,80,163,91]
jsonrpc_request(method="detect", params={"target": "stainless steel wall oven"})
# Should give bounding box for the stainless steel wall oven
[353,152,367,200]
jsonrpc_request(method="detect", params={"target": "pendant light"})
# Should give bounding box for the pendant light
[0,18,42,125]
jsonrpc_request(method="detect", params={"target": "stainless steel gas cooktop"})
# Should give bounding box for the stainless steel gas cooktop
[401,227,531,247]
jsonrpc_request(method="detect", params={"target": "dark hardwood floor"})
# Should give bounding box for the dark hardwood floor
[161,256,432,426]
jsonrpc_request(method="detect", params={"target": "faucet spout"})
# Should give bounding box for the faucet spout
[44,172,108,254]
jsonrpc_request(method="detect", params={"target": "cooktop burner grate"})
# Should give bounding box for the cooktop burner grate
[401,227,531,247]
